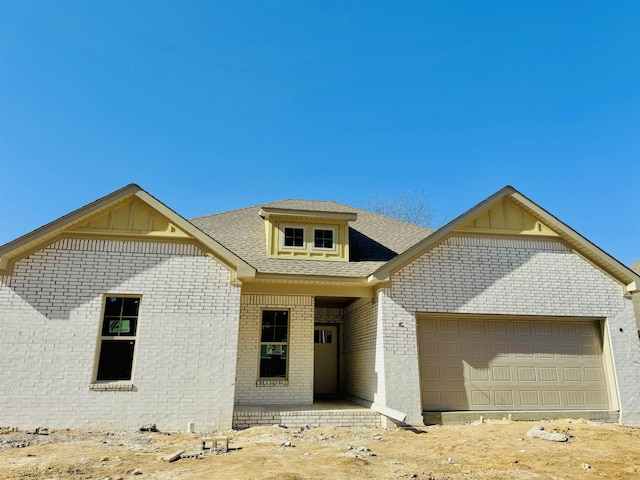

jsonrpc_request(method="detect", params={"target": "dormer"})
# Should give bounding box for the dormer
[259,206,357,261]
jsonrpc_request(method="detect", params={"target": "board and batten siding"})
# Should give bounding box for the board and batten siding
[0,238,241,431]
[382,235,640,425]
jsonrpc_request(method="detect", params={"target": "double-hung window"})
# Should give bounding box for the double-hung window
[95,296,140,382]
[259,310,288,378]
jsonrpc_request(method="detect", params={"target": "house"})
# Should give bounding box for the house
[1,185,639,432]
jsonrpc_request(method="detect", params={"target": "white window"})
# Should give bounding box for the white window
[95,296,140,381]
[259,310,288,378]
[283,227,304,248]
[313,228,334,249]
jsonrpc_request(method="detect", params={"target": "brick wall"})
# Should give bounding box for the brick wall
[385,235,640,425]
[0,238,241,432]
[343,298,380,406]
[232,406,382,429]
[235,294,314,404]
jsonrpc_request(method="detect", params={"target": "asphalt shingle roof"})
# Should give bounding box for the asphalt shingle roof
[190,199,432,277]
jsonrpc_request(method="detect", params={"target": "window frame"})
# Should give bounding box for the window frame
[92,294,141,386]
[282,226,305,249]
[312,227,336,251]
[258,309,290,380]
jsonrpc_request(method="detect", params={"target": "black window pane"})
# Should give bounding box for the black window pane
[260,345,287,378]
[121,298,140,317]
[314,230,333,249]
[261,311,288,342]
[104,296,124,317]
[284,228,304,247]
[96,340,135,381]
[314,330,333,344]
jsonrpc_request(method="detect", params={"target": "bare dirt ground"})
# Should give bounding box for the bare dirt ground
[1,419,639,479]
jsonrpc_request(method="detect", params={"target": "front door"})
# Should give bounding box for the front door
[314,325,338,397]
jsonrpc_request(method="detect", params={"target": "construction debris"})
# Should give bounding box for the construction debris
[139,424,159,433]
[202,436,229,454]
[526,425,569,442]
[179,452,205,460]
[162,449,185,462]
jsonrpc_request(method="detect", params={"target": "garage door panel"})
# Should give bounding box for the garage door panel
[534,322,553,336]
[519,390,540,406]
[419,315,609,411]
[487,321,507,335]
[440,343,461,357]
[466,321,485,334]
[541,390,561,406]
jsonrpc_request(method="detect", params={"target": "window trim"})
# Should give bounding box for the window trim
[282,226,305,249]
[312,227,336,251]
[91,294,141,387]
[258,309,290,381]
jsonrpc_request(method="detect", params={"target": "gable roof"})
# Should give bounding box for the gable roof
[190,199,432,278]
[0,184,255,278]
[3,185,635,292]
[372,186,640,293]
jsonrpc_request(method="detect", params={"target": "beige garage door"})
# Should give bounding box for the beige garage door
[418,314,610,411]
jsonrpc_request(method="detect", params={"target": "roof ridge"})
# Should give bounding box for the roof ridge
[190,198,361,220]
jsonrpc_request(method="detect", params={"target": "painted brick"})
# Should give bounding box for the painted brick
[235,294,314,404]
[384,235,640,425]
[343,298,379,406]
[0,239,241,432]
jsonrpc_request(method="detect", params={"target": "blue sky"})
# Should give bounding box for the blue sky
[1,1,638,264]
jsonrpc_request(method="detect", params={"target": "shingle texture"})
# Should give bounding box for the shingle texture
[190,200,432,277]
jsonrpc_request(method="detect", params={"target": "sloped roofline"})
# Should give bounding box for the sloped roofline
[0,184,256,278]
[372,186,640,292]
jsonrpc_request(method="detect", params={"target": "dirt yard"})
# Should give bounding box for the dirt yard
[1,419,639,479]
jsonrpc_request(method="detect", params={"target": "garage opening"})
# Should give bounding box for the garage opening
[417,313,612,411]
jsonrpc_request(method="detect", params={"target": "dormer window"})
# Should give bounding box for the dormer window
[260,206,356,261]
[284,227,304,248]
[313,229,334,249]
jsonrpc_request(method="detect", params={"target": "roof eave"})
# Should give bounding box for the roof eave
[0,185,256,279]
[372,186,640,291]
[372,186,517,280]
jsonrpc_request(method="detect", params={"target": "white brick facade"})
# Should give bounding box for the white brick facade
[0,238,241,431]
[2,225,637,431]
[235,294,314,405]
[384,235,640,425]
[343,298,379,406]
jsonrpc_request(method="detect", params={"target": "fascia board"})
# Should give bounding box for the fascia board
[508,190,640,289]
[373,185,640,290]
[133,190,256,278]
[259,207,357,221]
[0,184,256,279]
[0,184,144,272]
[251,272,370,285]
